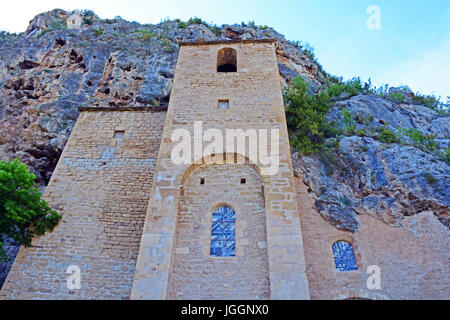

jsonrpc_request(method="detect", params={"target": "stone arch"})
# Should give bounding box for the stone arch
[210,201,237,213]
[217,47,237,72]
[181,152,263,186]
[328,234,362,271]
[167,153,270,299]
[333,288,390,300]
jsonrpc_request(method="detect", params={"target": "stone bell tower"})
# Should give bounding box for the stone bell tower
[131,39,310,299]
[0,39,310,300]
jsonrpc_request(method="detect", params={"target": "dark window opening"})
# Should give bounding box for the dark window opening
[113,130,125,138]
[217,64,237,72]
[218,99,229,109]
[200,178,205,185]
[240,178,246,184]
[217,48,237,73]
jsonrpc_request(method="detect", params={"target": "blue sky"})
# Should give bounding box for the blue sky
[1,0,449,99]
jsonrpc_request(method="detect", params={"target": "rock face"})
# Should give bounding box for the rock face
[0,9,323,187]
[293,94,449,232]
[0,237,19,288]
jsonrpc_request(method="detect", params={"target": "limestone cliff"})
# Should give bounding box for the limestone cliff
[0,9,448,234]
[0,9,323,187]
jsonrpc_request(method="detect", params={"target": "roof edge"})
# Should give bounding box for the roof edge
[78,106,168,112]
[178,39,275,46]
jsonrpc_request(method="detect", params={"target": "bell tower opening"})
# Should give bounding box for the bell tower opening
[217,48,237,72]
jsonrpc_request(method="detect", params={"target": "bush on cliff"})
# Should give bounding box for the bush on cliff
[0,159,61,262]
[283,77,338,154]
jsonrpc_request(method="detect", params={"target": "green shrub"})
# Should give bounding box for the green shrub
[413,94,449,115]
[92,28,104,37]
[178,21,186,28]
[0,31,16,41]
[327,77,366,99]
[340,108,357,135]
[159,37,175,53]
[37,18,67,37]
[377,126,400,143]
[248,21,256,28]
[284,77,337,154]
[83,17,94,25]
[0,159,61,262]
[388,92,404,103]
[187,17,203,25]
[356,129,366,137]
[423,171,436,184]
[319,147,341,175]
[399,127,438,152]
[441,148,450,164]
[185,17,221,35]
[133,29,156,40]
[80,9,96,17]
[76,9,99,25]
[208,25,221,36]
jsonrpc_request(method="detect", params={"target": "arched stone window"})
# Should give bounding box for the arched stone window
[332,241,357,271]
[210,206,236,257]
[217,48,237,72]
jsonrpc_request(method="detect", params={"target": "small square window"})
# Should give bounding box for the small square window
[200,178,205,185]
[240,178,246,184]
[218,100,229,109]
[114,130,125,138]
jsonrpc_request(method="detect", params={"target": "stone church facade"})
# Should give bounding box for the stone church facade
[0,39,448,300]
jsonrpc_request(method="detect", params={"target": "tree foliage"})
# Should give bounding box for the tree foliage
[0,159,61,262]
[283,77,339,154]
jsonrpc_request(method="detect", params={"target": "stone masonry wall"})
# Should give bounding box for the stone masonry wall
[0,110,166,299]
[167,164,270,299]
[296,176,450,300]
[131,40,310,299]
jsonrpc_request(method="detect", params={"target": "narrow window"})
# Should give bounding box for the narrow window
[240,178,246,184]
[113,130,125,138]
[218,99,229,109]
[200,177,205,185]
[332,241,358,271]
[210,206,236,257]
[217,48,237,72]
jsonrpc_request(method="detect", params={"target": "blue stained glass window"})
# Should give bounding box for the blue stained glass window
[332,241,358,272]
[210,206,236,257]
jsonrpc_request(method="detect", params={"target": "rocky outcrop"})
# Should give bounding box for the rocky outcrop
[293,94,449,232]
[0,237,19,288]
[0,9,323,187]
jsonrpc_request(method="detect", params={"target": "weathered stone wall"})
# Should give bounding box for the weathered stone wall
[167,164,270,299]
[0,110,166,299]
[131,40,310,299]
[296,176,450,300]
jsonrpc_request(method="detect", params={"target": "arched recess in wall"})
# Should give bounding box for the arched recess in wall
[217,48,237,72]
[168,152,270,299]
[180,153,263,187]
